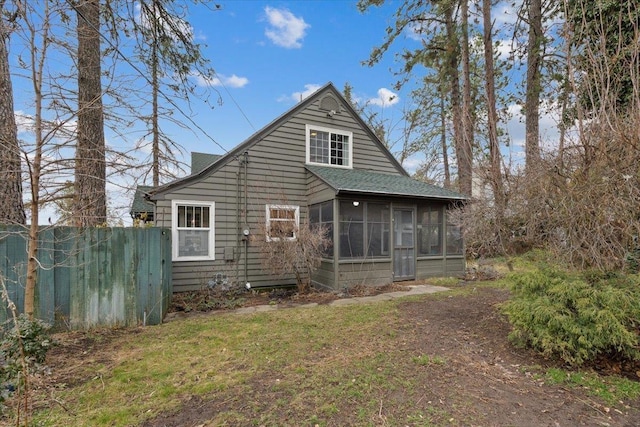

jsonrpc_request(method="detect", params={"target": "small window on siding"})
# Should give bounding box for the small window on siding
[172,200,215,261]
[266,205,300,241]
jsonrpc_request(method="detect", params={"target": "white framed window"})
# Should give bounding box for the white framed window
[171,200,215,261]
[266,205,300,241]
[306,124,352,168]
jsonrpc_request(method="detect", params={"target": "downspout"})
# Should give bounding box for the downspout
[333,196,340,291]
[243,151,249,287]
[236,160,241,282]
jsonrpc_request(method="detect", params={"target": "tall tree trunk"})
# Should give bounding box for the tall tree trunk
[0,4,25,225]
[74,0,106,226]
[459,0,473,197]
[25,70,42,318]
[525,0,542,173]
[483,0,506,245]
[151,0,160,187]
[557,22,573,172]
[24,0,51,318]
[440,88,451,188]
[444,2,468,195]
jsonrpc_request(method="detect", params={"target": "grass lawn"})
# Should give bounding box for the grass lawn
[18,262,640,426]
[35,294,414,426]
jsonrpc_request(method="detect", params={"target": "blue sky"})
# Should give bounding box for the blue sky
[11,0,541,176]
[177,1,413,161]
[147,0,546,174]
[11,0,557,223]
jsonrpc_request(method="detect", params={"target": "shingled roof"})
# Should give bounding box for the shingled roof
[130,185,155,218]
[190,152,222,175]
[306,165,467,201]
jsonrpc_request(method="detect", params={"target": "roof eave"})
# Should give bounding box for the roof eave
[335,188,468,202]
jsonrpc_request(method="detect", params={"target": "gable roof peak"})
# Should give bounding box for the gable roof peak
[150,81,407,198]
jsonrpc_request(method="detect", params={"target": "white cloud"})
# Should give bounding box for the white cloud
[15,110,77,139]
[279,83,322,103]
[15,110,34,134]
[492,1,522,26]
[223,74,249,88]
[369,88,399,107]
[263,6,309,49]
[193,72,249,88]
[405,20,428,41]
[401,154,422,174]
[505,100,562,153]
[495,38,518,60]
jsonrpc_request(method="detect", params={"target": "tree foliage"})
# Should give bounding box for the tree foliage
[566,0,640,115]
[119,0,219,186]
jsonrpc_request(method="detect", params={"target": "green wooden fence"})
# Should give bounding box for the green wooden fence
[0,226,172,330]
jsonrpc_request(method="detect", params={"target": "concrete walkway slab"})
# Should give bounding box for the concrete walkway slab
[232,284,450,314]
[329,285,449,307]
[166,285,450,321]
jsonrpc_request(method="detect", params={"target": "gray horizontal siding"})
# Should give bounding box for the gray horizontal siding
[306,174,336,204]
[337,260,393,288]
[445,258,465,276]
[311,260,335,290]
[156,86,423,292]
[416,258,447,278]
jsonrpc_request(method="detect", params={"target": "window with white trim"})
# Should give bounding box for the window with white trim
[266,205,300,241]
[306,124,352,168]
[171,200,215,260]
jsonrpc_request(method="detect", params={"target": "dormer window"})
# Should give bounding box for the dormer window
[306,124,352,168]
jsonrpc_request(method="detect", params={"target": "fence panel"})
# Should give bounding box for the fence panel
[0,226,172,330]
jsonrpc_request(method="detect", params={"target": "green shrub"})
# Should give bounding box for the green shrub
[502,269,640,366]
[0,315,54,405]
[626,244,640,274]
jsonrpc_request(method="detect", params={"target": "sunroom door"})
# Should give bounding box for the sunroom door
[393,209,415,280]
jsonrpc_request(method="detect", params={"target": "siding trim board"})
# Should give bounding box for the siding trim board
[136,82,467,292]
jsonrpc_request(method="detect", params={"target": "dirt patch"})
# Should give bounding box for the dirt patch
[144,287,640,427]
[168,282,410,314]
[394,287,640,426]
[43,327,141,390]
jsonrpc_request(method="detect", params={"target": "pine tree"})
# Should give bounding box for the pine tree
[74,0,106,226]
[0,1,25,224]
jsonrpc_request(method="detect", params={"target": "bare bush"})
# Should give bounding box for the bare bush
[461,0,640,271]
[254,220,331,293]
[539,117,640,270]
[461,112,640,271]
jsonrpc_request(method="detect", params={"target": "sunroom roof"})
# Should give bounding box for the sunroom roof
[306,165,467,201]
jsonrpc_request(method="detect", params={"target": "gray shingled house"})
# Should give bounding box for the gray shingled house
[131,83,467,292]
